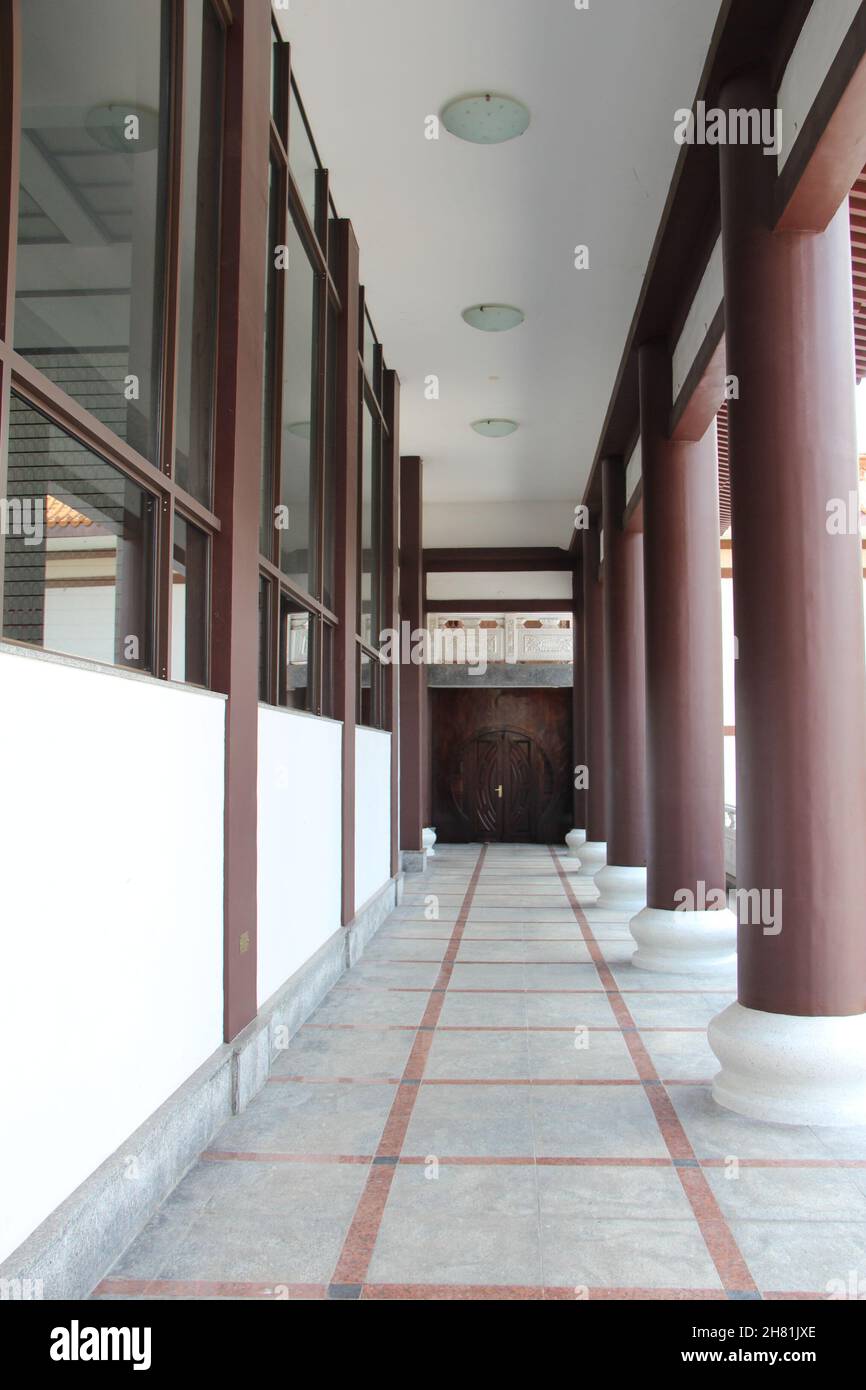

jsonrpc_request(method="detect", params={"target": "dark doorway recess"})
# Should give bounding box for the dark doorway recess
[431,688,572,844]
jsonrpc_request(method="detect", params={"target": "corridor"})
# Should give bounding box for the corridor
[93,847,866,1301]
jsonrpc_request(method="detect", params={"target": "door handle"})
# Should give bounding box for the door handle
[496,784,503,798]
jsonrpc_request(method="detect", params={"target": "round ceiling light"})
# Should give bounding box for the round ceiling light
[462,304,525,333]
[471,418,519,438]
[441,93,530,145]
[286,421,311,439]
[85,103,160,154]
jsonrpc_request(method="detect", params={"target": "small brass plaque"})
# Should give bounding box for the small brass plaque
[239,931,250,955]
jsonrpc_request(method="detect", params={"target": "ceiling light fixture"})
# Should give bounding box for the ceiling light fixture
[462,304,525,332]
[441,93,530,145]
[472,418,519,438]
[85,103,160,154]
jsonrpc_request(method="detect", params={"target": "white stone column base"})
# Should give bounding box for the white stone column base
[708,1002,866,1127]
[593,863,646,914]
[565,828,587,857]
[576,840,606,877]
[629,906,736,974]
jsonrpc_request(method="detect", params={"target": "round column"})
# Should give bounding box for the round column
[579,521,607,876]
[708,72,866,1125]
[566,541,588,857]
[629,343,735,973]
[594,457,647,912]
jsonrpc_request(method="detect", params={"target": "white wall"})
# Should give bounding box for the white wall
[257,706,343,1006]
[778,0,861,170]
[672,235,723,403]
[424,501,575,549]
[427,570,572,601]
[43,586,117,666]
[0,647,225,1264]
[721,575,736,806]
[625,438,642,508]
[355,727,391,911]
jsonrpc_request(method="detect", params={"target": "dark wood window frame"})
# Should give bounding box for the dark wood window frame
[258,37,343,717]
[0,0,231,688]
[356,308,392,730]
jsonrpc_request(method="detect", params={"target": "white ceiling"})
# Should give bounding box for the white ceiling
[279,0,722,545]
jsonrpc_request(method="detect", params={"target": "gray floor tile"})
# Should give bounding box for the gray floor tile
[368,1165,541,1286]
[705,1166,866,1222]
[640,1029,719,1082]
[271,1026,414,1079]
[540,1217,722,1290]
[731,1220,866,1294]
[212,1081,396,1156]
[530,1084,669,1158]
[668,1086,832,1160]
[402,1083,535,1157]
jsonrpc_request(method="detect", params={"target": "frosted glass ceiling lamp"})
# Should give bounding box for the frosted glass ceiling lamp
[287,421,311,439]
[462,304,525,332]
[85,103,160,153]
[472,418,519,438]
[441,94,530,144]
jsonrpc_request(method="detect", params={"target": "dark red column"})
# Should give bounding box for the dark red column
[399,456,425,859]
[571,538,587,836]
[719,72,866,1020]
[600,456,647,872]
[211,0,271,1040]
[639,341,726,911]
[580,520,607,870]
[332,220,361,926]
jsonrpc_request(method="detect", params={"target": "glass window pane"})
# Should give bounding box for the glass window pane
[14,0,170,464]
[3,395,154,670]
[174,0,224,507]
[357,647,383,729]
[320,619,335,719]
[270,27,280,125]
[171,515,208,685]
[359,396,380,647]
[279,597,313,712]
[260,160,280,556]
[363,308,377,384]
[258,574,271,702]
[278,220,319,595]
[289,86,318,223]
[322,297,338,612]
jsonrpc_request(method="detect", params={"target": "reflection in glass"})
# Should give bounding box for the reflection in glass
[321,299,338,611]
[2,395,154,670]
[260,161,280,556]
[357,646,383,729]
[363,308,378,387]
[258,574,271,702]
[360,397,380,647]
[320,619,335,719]
[14,0,170,464]
[278,220,319,595]
[279,597,313,712]
[174,0,224,506]
[289,86,318,222]
[171,516,209,685]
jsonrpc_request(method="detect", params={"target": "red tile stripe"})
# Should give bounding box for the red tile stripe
[329,845,488,1287]
[199,1150,866,1171]
[91,1278,747,1301]
[549,846,758,1297]
[92,1278,327,1299]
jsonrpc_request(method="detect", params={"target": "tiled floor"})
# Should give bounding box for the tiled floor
[93,845,866,1301]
